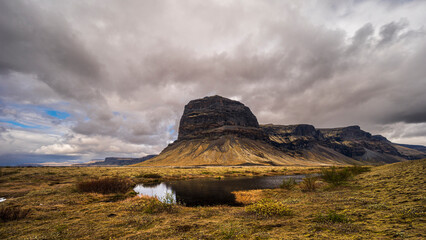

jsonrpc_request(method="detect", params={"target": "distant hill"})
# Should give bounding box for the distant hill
[133,96,426,166]
[396,144,426,153]
[74,155,157,166]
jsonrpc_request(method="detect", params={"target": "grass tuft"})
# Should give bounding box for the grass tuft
[219,222,247,239]
[321,167,351,186]
[246,199,293,217]
[299,175,318,192]
[127,195,175,214]
[0,205,30,222]
[77,176,134,194]
[280,178,297,190]
[321,165,370,186]
[233,190,262,205]
[314,210,348,223]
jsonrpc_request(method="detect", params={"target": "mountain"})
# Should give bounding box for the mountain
[262,124,407,164]
[391,144,426,160]
[74,155,157,166]
[135,96,425,166]
[395,143,426,153]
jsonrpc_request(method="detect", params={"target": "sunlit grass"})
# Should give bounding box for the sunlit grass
[245,199,293,217]
[0,160,424,239]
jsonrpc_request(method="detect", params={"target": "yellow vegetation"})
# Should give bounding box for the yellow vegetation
[0,159,424,239]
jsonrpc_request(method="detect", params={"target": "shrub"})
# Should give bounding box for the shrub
[321,165,370,186]
[0,206,30,222]
[246,199,293,217]
[314,210,348,223]
[321,167,352,186]
[300,176,318,191]
[77,177,134,194]
[280,178,297,190]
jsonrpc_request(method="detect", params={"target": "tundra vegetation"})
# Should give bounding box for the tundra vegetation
[0,160,424,239]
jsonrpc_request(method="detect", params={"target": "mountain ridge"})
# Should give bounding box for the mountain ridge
[74,155,157,166]
[136,96,425,166]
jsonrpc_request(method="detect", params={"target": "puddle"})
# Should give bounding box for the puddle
[134,174,311,206]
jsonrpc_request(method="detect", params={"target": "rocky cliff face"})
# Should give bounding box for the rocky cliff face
[318,126,401,160]
[319,126,371,141]
[261,124,412,163]
[137,95,425,166]
[178,95,265,140]
[262,124,323,150]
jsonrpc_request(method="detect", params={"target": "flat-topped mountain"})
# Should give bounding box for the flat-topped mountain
[136,96,425,166]
[320,125,372,140]
[75,155,156,166]
[178,95,265,141]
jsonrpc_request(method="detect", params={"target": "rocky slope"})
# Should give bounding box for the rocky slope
[262,124,420,164]
[137,96,425,166]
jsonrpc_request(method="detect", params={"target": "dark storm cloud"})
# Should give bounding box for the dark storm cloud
[378,20,408,46]
[384,109,426,124]
[0,1,102,102]
[347,23,374,53]
[1,0,426,163]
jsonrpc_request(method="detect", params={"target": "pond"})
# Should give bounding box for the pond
[133,174,310,206]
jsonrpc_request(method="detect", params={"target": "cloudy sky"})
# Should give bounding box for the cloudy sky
[0,0,425,165]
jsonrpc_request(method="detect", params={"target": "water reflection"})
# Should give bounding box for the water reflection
[134,174,308,206]
[133,183,176,203]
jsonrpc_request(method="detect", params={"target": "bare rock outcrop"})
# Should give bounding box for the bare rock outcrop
[178,95,265,141]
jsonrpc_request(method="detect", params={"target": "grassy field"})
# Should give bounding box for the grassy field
[0,160,424,239]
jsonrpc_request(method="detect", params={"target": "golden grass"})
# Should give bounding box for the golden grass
[0,160,424,239]
[233,190,263,205]
[245,199,293,217]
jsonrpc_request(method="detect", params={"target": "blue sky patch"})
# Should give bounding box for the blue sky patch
[0,120,46,129]
[167,125,176,135]
[46,110,70,119]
